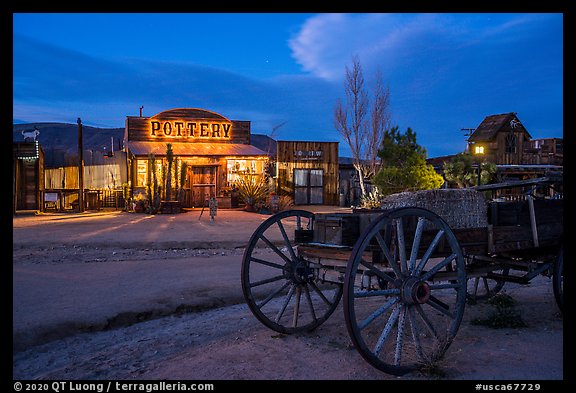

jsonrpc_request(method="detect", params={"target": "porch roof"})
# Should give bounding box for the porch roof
[127,141,269,158]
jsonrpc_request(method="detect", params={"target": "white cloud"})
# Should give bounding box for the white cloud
[288,13,452,81]
[288,13,558,82]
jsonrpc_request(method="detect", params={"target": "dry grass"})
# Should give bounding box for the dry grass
[471,293,527,329]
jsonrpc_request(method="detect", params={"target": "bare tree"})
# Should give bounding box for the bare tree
[368,69,391,183]
[334,56,391,196]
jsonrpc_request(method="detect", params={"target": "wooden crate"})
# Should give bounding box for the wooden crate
[488,199,563,226]
[313,213,360,246]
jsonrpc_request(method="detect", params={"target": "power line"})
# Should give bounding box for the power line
[461,128,475,139]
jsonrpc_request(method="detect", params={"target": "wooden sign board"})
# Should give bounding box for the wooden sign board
[209,197,217,219]
[126,108,251,144]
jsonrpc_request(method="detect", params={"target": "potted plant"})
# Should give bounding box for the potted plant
[133,193,147,213]
[134,199,145,213]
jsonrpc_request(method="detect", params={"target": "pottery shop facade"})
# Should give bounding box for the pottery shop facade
[125,108,269,208]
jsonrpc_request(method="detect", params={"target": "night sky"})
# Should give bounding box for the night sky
[12,13,563,158]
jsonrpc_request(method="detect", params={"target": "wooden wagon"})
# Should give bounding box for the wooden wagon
[241,176,563,376]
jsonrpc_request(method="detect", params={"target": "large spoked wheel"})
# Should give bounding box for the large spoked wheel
[242,210,343,334]
[553,245,563,313]
[344,207,466,376]
[464,260,509,302]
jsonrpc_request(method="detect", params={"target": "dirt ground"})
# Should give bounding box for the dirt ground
[13,245,563,381]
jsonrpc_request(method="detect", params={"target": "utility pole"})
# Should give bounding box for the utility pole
[77,118,84,212]
[461,128,475,153]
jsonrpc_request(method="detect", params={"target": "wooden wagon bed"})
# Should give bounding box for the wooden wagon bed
[241,175,563,376]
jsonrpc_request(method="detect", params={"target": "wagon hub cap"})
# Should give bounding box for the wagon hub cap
[402,277,431,305]
[284,258,313,284]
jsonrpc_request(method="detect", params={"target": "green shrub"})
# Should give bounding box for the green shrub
[235,173,269,208]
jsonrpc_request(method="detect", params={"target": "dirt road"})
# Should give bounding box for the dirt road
[13,248,563,381]
[12,210,563,380]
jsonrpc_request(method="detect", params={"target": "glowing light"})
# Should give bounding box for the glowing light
[149,119,232,139]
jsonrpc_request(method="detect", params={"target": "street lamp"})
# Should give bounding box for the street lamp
[473,144,485,186]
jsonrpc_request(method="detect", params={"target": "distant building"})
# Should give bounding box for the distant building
[13,141,44,213]
[467,112,532,165]
[429,112,562,169]
[522,137,563,166]
[426,112,563,198]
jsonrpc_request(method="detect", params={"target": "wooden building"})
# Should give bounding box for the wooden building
[467,112,532,164]
[522,138,563,165]
[43,155,127,211]
[14,123,128,212]
[276,141,339,205]
[13,141,44,213]
[427,112,563,199]
[125,108,269,208]
[465,112,563,170]
[13,114,341,211]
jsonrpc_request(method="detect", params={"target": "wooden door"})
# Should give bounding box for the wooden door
[190,166,217,207]
[294,168,324,205]
[16,160,38,210]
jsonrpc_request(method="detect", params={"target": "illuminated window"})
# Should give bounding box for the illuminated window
[227,159,265,186]
[136,160,148,187]
[474,146,485,155]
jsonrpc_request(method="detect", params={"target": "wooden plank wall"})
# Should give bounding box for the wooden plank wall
[494,131,528,165]
[45,163,126,190]
[276,141,339,205]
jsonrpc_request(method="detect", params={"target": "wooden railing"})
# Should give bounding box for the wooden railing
[41,189,126,212]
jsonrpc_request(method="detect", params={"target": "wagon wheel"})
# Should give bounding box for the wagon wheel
[463,259,509,302]
[553,245,563,313]
[242,209,343,334]
[344,207,466,376]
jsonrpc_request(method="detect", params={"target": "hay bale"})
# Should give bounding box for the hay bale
[380,188,487,229]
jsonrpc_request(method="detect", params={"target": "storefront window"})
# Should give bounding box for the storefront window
[226,159,264,186]
[136,160,148,187]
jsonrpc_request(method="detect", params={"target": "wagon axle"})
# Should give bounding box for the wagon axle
[401,278,431,305]
[281,257,315,284]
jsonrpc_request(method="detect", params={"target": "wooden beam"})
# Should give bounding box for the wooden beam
[527,195,539,247]
[471,176,562,192]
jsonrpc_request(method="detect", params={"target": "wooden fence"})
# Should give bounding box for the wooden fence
[43,163,127,211]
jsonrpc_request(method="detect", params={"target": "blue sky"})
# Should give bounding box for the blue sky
[13,13,563,158]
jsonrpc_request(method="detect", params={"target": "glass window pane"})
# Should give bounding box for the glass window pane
[294,169,308,186]
[294,188,308,204]
[310,187,323,204]
[137,160,147,187]
[310,169,323,186]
